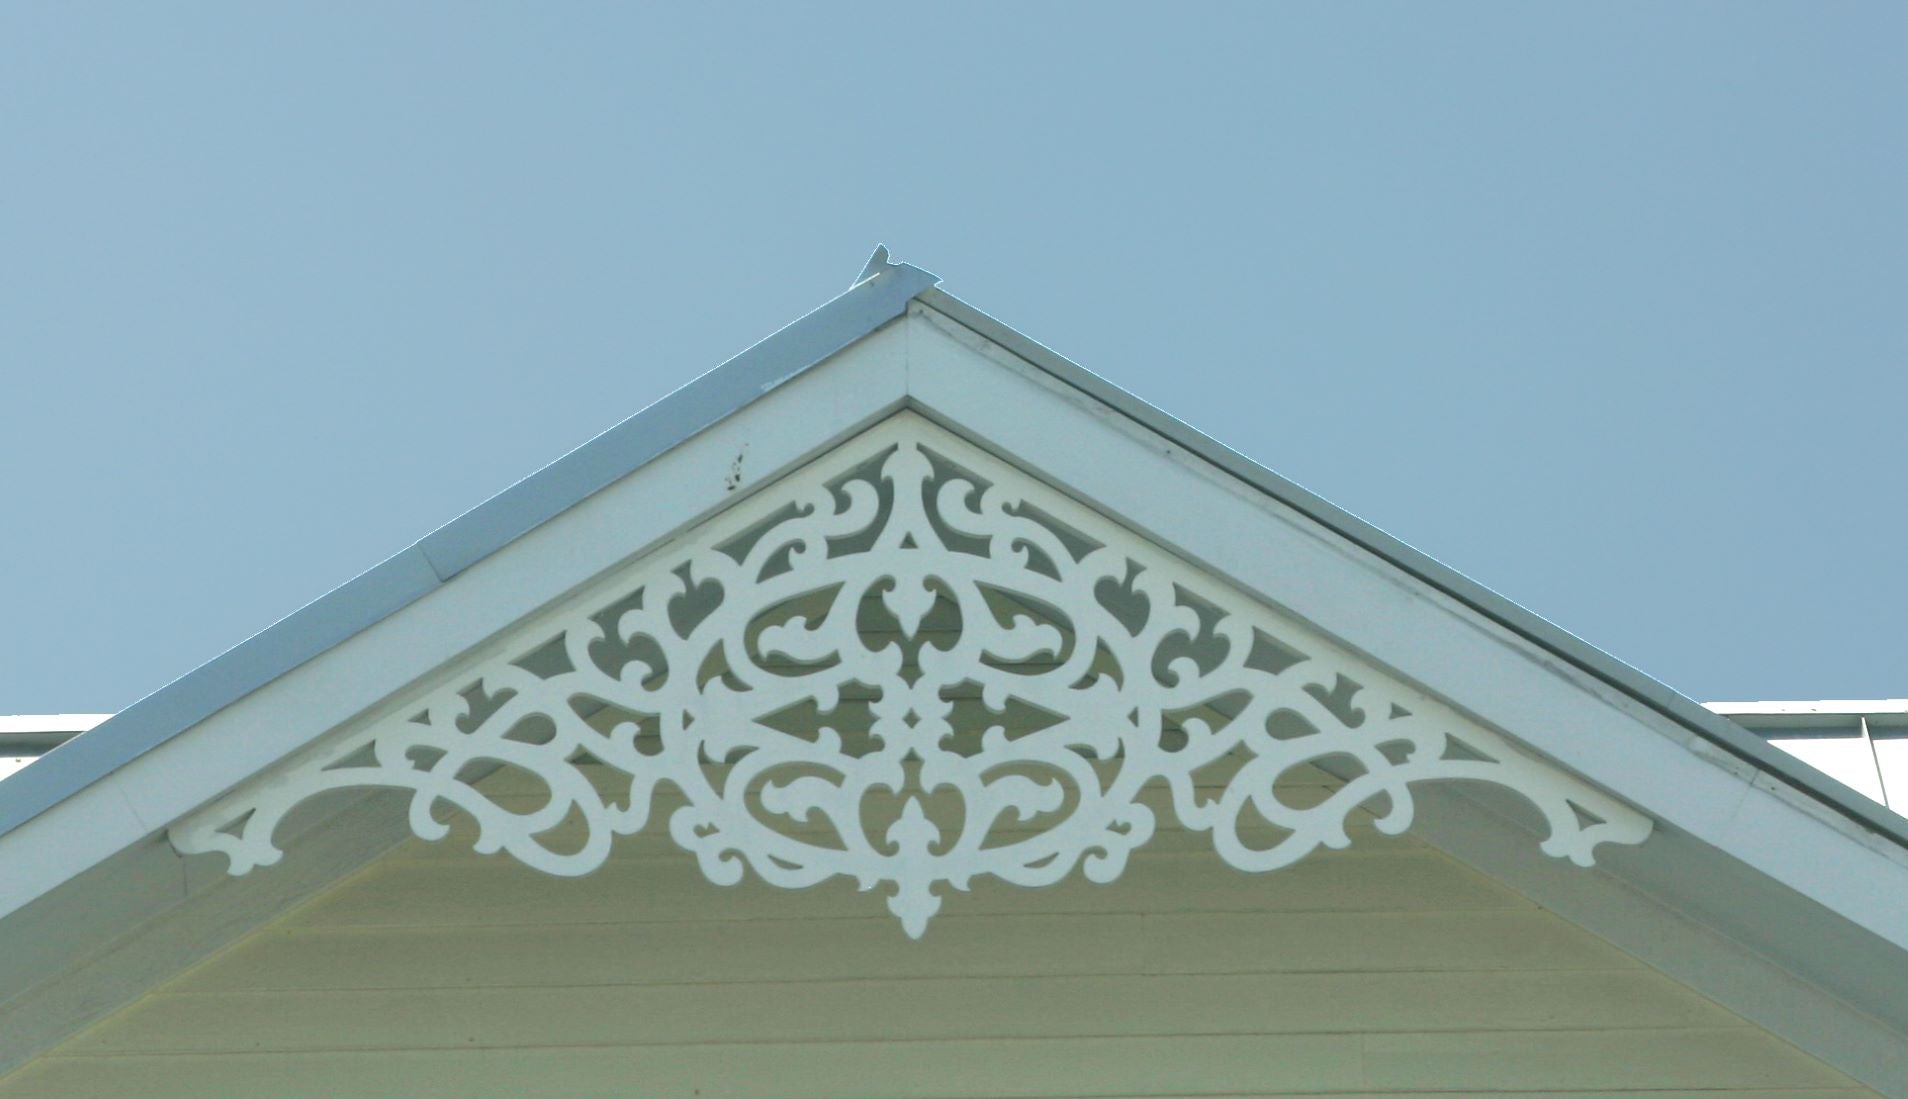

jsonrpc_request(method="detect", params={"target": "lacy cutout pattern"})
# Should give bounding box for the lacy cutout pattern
[172,416,1651,936]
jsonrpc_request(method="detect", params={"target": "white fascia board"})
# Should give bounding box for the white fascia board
[900,302,1908,1090]
[900,301,1908,952]
[0,321,910,921]
[0,257,934,853]
[7,259,1908,1085]
[11,256,1905,925]
[3,274,1907,1088]
[15,283,1908,952]
[920,285,1908,860]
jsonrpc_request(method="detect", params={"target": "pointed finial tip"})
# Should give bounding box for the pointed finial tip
[854,244,894,287]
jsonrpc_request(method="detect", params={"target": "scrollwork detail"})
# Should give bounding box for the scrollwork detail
[171,416,1651,937]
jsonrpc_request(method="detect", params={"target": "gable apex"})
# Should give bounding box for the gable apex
[0,250,937,850]
[7,252,1908,1092]
[7,248,1900,865]
[167,411,1652,937]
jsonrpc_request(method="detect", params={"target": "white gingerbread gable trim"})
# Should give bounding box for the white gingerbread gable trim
[3,264,1908,1090]
[170,414,1649,936]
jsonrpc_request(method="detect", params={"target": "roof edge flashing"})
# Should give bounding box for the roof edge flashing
[0,251,938,845]
[913,285,1908,860]
[417,253,938,582]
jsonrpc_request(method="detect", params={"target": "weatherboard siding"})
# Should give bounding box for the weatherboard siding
[1,818,1872,1098]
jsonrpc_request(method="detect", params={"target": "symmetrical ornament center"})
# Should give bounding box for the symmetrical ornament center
[171,415,1651,936]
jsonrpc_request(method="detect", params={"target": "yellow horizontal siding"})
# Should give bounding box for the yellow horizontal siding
[0,1038,1863,1099]
[285,846,1522,926]
[65,971,1739,1054]
[0,826,1871,1097]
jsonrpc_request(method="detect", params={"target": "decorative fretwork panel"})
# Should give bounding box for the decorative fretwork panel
[172,415,1650,936]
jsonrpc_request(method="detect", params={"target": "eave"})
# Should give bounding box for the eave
[2,249,1906,1092]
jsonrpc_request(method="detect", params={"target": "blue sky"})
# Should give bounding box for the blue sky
[2,4,1902,712]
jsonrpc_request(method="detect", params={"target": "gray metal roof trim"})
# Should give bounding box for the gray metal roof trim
[6,252,1899,868]
[419,258,938,580]
[0,547,442,841]
[0,258,937,843]
[915,286,1908,855]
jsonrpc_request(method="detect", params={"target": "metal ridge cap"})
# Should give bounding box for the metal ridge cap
[914,285,1908,857]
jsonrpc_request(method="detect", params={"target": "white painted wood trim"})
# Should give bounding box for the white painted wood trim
[5,294,1906,1093]
[169,414,1649,937]
[0,321,910,923]
[901,302,1908,953]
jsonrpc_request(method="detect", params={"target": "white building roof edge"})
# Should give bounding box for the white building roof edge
[6,244,1906,863]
